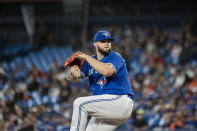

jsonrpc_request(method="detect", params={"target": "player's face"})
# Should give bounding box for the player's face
[96,39,112,56]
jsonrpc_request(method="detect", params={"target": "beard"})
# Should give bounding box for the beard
[97,46,112,56]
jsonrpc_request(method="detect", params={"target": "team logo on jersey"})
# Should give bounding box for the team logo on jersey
[97,76,107,88]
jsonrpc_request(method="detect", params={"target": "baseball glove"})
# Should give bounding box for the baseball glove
[64,51,84,69]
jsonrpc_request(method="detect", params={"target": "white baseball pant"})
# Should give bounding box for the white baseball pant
[70,94,133,131]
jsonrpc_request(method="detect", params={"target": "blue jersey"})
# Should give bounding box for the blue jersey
[81,51,134,97]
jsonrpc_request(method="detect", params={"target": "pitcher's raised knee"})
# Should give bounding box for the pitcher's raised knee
[73,97,82,107]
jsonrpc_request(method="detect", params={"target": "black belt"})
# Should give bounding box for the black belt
[127,94,134,100]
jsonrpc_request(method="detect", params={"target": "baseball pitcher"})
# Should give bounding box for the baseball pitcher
[65,31,134,131]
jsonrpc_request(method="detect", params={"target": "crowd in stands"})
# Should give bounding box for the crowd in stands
[0,19,197,131]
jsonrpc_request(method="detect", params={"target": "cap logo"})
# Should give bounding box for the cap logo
[103,32,109,37]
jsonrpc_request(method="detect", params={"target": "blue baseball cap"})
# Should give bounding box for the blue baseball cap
[93,31,114,42]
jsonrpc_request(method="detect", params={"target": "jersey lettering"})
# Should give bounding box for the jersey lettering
[88,69,94,76]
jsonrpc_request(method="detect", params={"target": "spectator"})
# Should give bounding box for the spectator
[132,109,148,131]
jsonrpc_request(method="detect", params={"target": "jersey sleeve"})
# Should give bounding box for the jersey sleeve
[81,61,89,77]
[107,52,125,75]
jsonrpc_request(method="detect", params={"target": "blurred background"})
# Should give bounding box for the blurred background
[0,0,197,131]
